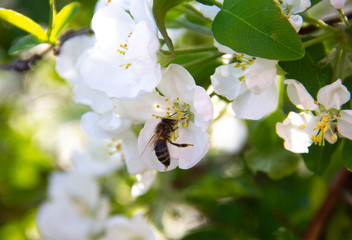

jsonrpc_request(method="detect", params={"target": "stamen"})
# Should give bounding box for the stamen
[332,134,338,142]
[156,105,160,108]
[176,97,179,101]
[298,125,306,130]
[165,98,169,102]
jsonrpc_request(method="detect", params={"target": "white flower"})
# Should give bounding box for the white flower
[138,64,213,171]
[72,137,123,177]
[211,54,278,120]
[276,79,352,153]
[79,0,161,99]
[330,0,348,8]
[113,64,213,172]
[37,172,109,240]
[100,215,156,240]
[56,35,113,114]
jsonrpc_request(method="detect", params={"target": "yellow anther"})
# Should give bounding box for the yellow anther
[186,116,189,120]
[187,104,190,106]
[175,108,179,112]
[235,63,241,67]
[167,111,170,115]
[183,123,187,127]
[298,125,306,130]
[172,106,175,108]
[337,114,341,117]
[107,0,111,3]
[311,134,316,141]
[167,107,170,110]
[332,134,338,142]
[124,43,127,47]
[177,97,179,101]
[165,98,169,102]
[178,116,181,120]
[241,66,246,71]
[156,105,160,108]
[178,112,181,115]
[125,63,131,69]
[314,101,318,104]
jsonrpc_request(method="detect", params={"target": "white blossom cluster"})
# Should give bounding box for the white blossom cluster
[36,0,352,238]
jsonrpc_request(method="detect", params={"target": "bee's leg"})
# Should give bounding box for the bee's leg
[169,141,193,148]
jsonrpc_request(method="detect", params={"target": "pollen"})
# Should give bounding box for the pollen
[332,134,338,142]
[298,125,306,130]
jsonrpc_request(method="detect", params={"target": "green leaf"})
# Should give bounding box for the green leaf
[153,0,191,54]
[212,0,304,60]
[49,2,80,43]
[245,111,300,179]
[195,0,221,6]
[279,42,332,98]
[8,35,41,55]
[342,140,352,171]
[0,8,47,41]
[302,142,337,175]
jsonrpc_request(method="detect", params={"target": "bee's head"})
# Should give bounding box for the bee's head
[161,118,177,124]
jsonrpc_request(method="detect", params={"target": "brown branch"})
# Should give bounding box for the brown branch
[299,10,352,35]
[0,28,93,72]
[302,168,352,240]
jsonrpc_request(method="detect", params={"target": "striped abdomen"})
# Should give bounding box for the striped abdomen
[154,139,170,168]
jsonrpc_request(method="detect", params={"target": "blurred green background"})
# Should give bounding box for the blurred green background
[0,1,352,240]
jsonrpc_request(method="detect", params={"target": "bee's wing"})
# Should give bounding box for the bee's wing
[140,130,163,157]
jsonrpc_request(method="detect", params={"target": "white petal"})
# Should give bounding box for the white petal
[73,81,112,114]
[122,131,150,175]
[210,63,247,101]
[289,14,303,32]
[330,0,348,9]
[231,81,278,120]
[214,40,237,55]
[131,169,157,197]
[157,64,196,102]
[130,0,157,32]
[55,35,95,84]
[317,79,350,110]
[174,122,210,169]
[193,86,213,131]
[337,110,352,140]
[283,0,311,14]
[245,58,277,94]
[112,92,164,121]
[285,79,318,110]
[80,111,131,138]
[102,215,156,240]
[92,2,134,50]
[276,111,318,153]
[138,118,179,172]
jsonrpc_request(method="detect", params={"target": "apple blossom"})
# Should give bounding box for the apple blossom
[112,64,213,171]
[56,35,113,114]
[37,172,109,240]
[79,0,161,99]
[192,0,223,20]
[100,215,156,240]
[211,49,278,120]
[276,79,352,153]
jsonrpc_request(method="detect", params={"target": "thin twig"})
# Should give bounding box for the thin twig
[0,28,93,72]
[302,168,352,240]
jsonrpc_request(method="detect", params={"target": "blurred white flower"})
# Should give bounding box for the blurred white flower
[330,0,348,8]
[100,215,156,240]
[79,0,161,99]
[191,0,223,20]
[131,169,157,197]
[37,172,109,240]
[276,79,352,153]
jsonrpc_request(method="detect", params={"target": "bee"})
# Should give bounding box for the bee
[144,117,193,170]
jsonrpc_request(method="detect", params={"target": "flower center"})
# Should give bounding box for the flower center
[233,53,255,82]
[310,109,339,145]
[154,97,194,128]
